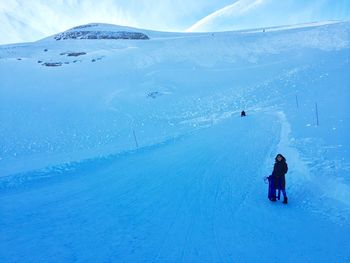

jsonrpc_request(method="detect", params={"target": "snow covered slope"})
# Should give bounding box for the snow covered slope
[0,21,350,262]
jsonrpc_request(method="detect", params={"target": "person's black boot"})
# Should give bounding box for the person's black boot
[282,197,288,204]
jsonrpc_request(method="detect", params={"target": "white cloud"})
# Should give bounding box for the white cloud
[186,0,266,32]
[0,0,136,44]
[186,0,350,32]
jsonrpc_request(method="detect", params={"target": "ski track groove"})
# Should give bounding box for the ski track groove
[211,154,230,263]
[151,190,186,263]
[179,153,216,263]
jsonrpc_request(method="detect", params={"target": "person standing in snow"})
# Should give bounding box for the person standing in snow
[241,110,246,117]
[270,154,288,204]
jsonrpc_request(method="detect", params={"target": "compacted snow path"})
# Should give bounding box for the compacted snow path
[1,114,349,263]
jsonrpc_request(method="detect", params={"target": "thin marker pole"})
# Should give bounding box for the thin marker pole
[315,102,319,126]
[295,95,299,109]
[133,130,139,149]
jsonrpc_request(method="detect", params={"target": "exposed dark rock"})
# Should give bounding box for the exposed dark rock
[37,60,43,63]
[68,52,86,57]
[42,62,62,67]
[147,91,161,99]
[71,24,98,30]
[54,31,149,40]
[44,49,48,52]
[60,52,87,57]
[91,57,103,62]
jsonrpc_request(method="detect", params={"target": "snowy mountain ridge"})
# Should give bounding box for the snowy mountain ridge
[38,20,346,42]
[52,23,150,41]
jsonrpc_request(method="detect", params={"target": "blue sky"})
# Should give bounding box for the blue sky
[1,0,349,45]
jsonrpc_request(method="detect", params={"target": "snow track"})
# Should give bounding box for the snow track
[1,114,349,262]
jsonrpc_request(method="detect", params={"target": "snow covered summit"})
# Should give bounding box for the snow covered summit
[52,23,150,41]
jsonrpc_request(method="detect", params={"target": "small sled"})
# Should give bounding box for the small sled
[264,175,276,201]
